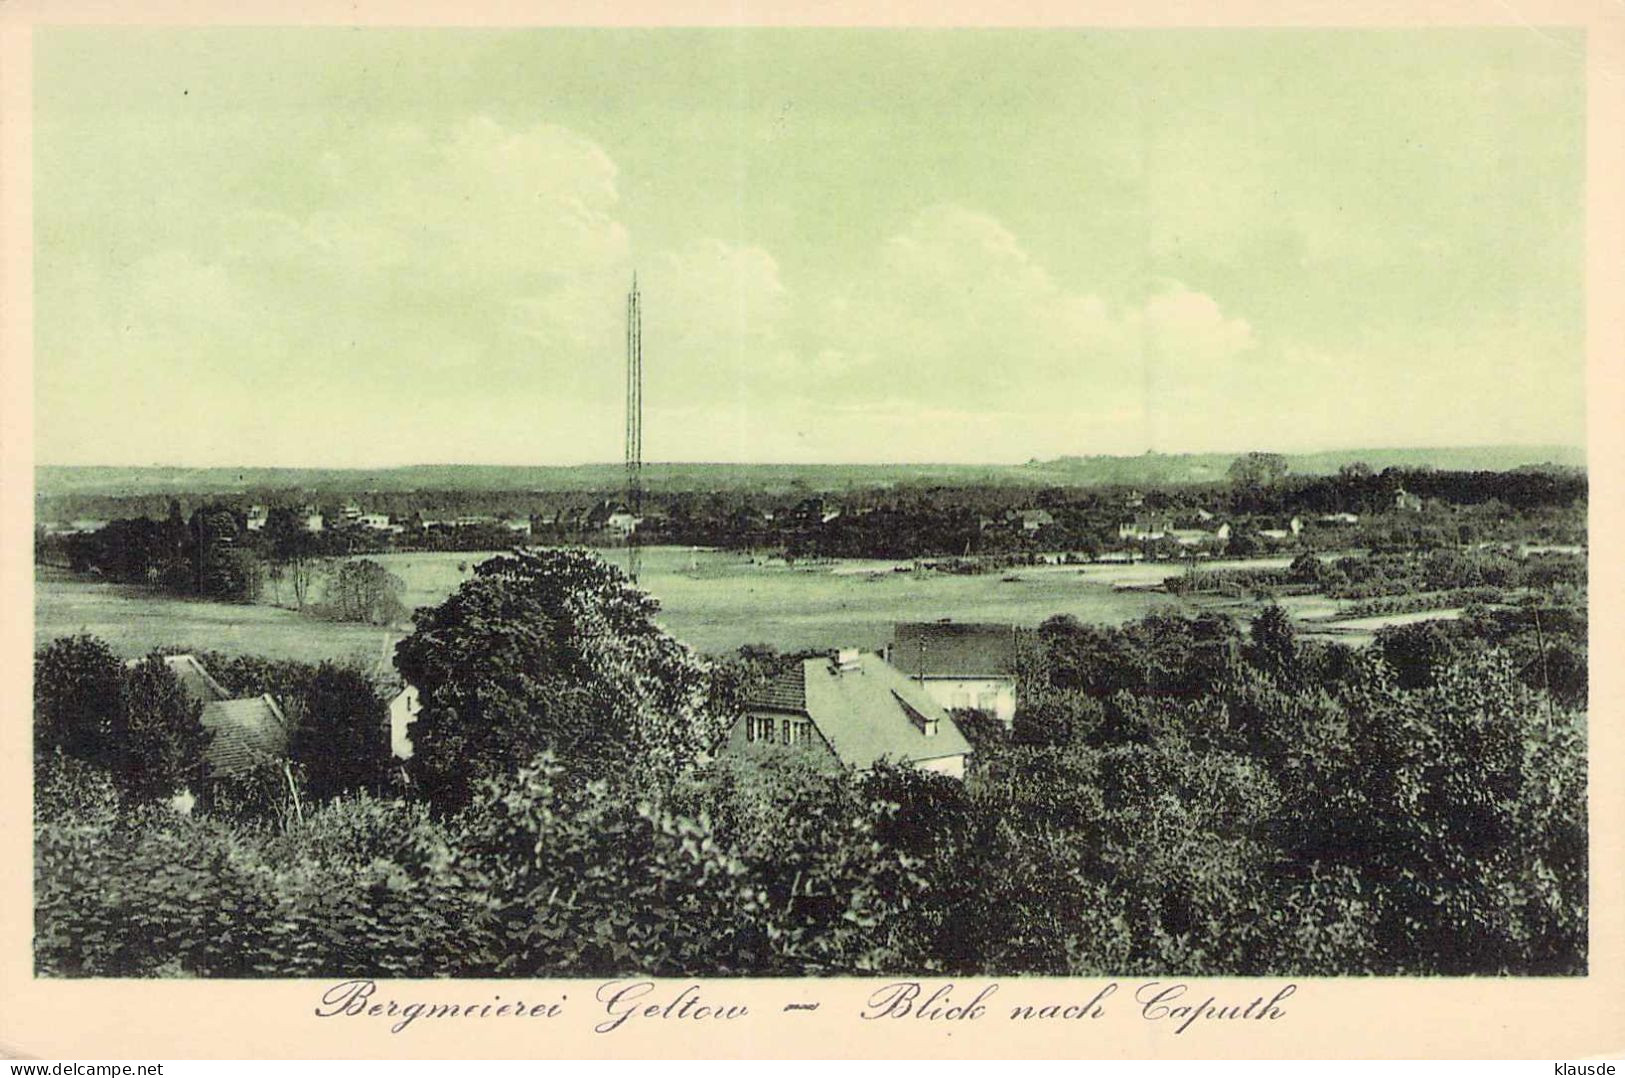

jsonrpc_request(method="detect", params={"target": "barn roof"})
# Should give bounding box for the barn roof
[200,695,289,777]
[889,622,1019,679]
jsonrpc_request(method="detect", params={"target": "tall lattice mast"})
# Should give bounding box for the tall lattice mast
[625,273,643,584]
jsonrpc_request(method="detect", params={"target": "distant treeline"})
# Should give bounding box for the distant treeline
[37,465,1587,570]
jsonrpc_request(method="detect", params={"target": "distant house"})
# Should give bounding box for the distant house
[502,518,533,536]
[358,513,391,530]
[338,502,363,525]
[244,505,269,531]
[1010,509,1056,533]
[300,506,324,532]
[732,650,974,780]
[1317,512,1360,526]
[605,511,640,537]
[885,622,1019,726]
[1394,489,1424,513]
[387,684,419,760]
[200,695,290,779]
[1118,516,1172,541]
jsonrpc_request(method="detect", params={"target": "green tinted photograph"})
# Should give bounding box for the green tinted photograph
[31,27,1587,978]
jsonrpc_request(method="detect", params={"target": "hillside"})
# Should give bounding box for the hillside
[34,445,1585,500]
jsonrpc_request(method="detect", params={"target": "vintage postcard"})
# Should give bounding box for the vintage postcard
[1,0,1621,1061]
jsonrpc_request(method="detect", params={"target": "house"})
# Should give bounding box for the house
[358,513,391,530]
[1317,512,1360,526]
[199,695,290,779]
[1010,509,1056,532]
[606,511,640,537]
[885,621,1019,726]
[501,518,533,536]
[732,650,974,779]
[1394,488,1424,513]
[1118,516,1172,541]
[244,505,269,531]
[338,502,363,525]
[300,506,324,532]
[387,684,419,760]
[125,653,230,706]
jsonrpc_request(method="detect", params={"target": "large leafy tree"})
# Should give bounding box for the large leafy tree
[115,656,209,801]
[34,635,125,764]
[395,549,733,811]
[289,662,392,802]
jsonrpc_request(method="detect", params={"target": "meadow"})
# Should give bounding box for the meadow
[37,547,1234,662]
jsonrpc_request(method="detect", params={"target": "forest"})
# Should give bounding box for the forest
[33,547,1587,978]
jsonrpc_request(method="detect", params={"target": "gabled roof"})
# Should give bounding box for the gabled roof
[126,654,230,705]
[799,655,972,768]
[889,622,1019,679]
[747,655,973,769]
[749,669,807,713]
[200,694,289,777]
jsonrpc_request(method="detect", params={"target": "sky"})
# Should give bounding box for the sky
[33,28,1586,466]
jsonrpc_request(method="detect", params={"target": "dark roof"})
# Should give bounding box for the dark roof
[889,622,1018,679]
[746,669,808,713]
[200,695,289,777]
[795,655,972,768]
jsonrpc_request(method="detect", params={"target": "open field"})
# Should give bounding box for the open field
[38,547,1199,661]
[34,570,397,666]
[37,546,1482,661]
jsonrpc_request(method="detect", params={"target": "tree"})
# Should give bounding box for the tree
[34,635,124,764]
[1228,452,1290,488]
[263,507,321,610]
[395,549,733,811]
[112,655,209,800]
[322,559,406,626]
[288,663,391,802]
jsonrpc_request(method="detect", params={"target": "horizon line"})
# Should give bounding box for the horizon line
[33,441,1589,473]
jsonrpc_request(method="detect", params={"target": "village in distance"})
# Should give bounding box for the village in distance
[32,442,1589,979]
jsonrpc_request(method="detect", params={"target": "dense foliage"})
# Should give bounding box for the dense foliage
[35,560,1587,977]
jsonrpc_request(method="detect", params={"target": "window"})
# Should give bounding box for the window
[745,715,775,743]
[786,719,814,746]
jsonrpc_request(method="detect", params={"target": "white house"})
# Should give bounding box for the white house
[387,684,419,760]
[884,621,1019,726]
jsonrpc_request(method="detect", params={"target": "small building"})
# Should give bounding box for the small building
[1118,516,1172,541]
[732,650,974,780]
[300,507,324,532]
[1394,489,1424,513]
[244,505,269,531]
[1317,512,1360,526]
[605,511,640,536]
[358,513,392,530]
[884,621,1019,726]
[502,518,533,536]
[387,684,419,760]
[1010,509,1056,533]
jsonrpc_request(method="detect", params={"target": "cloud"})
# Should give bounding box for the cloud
[775,203,1257,457]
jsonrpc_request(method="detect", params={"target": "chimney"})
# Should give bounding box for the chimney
[833,648,862,675]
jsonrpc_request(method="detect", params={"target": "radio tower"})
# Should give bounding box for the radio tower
[624,273,644,584]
